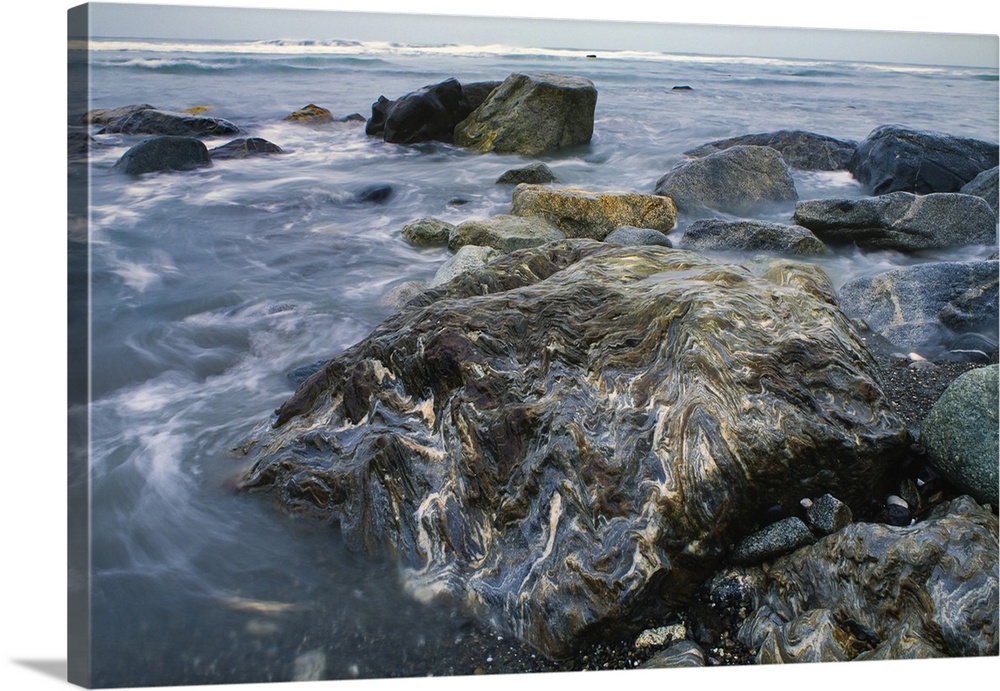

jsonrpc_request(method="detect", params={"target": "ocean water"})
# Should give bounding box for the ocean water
[69,36,998,686]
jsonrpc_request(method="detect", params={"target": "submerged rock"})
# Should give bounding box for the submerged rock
[680,219,826,256]
[454,73,597,155]
[849,124,999,195]
[732,496,999,661]
[496,162,558,185]
[920,364,999,507]
[603,226,673,247]
[654,145,798,218]
[509,185,676,240]
[100,107,240,137]
[283,104,334,124]
[684,130,858,171]
[208,138,284,160]
[238,240,906,659]
[112,136,212,175]
[793,192,997,251]
[837,259,999,358]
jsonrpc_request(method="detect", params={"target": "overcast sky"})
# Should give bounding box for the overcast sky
[78,0,999,68]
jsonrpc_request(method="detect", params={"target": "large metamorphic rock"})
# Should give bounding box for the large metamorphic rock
[238,240,907,658]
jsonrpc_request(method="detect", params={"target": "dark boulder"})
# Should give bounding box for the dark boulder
[961,165,999,214]
[365,78,472,144]
[112,136,212,175]
[680,219,827,256]
[81,103,157,125]
[793,192,998,251]
[848,125,999,195]
[685,130,858,171]
[238,240,906,658]
[461,81,503,110]
[496,162,558,185]
[100,107,241,137]
[208,137,284,160]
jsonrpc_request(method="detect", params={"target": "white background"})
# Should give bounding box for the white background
[3,1,998,690]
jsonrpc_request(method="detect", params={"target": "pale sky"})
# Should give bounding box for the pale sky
[78,0,1000,68]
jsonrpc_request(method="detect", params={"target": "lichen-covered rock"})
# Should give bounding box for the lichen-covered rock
[653,145,798,218]
[920,365,999,507]
[366,78,472,144]
[961,166,1000,214]
[849,125,1000,195]
[112,136,212,175]
[509,185,676,240]
[283,104,334,124]
[448,215,565,253]
[684,130,858,171]
[837,260,999,358]
[99,107,240,137]
[237,240,906,659]
[681,219,826,256]
[793,192,998,251]
[496,162,558,185]
[453,73,597,155]
[402,218,455,246]
[732,496,999,661]
[208,138,283,160]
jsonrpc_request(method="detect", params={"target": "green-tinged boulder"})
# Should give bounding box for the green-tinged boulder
[728,496,998,662]
[509,185,676,240]
[402,218,455,246]
[654,145,798,218]
[430,245,501,287]
[283,104,334,124]
[237,240,906,659]
[454,73,597,155]
[793,192,997,251]
[920,364,999,507]
[448,214,565,253]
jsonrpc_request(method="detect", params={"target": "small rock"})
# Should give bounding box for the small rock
[805,493,853,535]
[284,104,334,124]
[402,218,454,246]
[496,162,558,185]
[112,136,211,175]
[732,517,816,565]
[208,137,283,160]
[510,185,676,239]
[634,623,686,649]
[603,225,672,247]
[430,245,500,287]
[449,214,565,253]
[355,184,393,204]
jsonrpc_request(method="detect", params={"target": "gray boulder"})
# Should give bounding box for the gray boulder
[509,185,676,240]
[454,73,597,155]
[681,219,826,255]
[793,192,997,251]
[961,166,1000,214]
[100,108,240,137]
[431,245,501,287]
[654,145,798,218]
[920,364,999,507]
[731,517,816,565]
[731,496,999,661]
[684,130,857,171]
[238,240,906,658]
[448,214,565,253]
[496,162,558,185]
[849,124,999,195]
[112,136,211,175]
[603,226,672,247]
[837,259,999,358]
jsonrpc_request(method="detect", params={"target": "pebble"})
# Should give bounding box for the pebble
[634,623,687,649]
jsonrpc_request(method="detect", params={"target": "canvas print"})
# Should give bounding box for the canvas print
[67,2,999,688]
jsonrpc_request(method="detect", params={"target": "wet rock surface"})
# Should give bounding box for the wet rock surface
[837,259,999,359]
[402,218,455,246]
[238,239,907,659]
[848,124,999,195]
[366,78,473,144]
[654,145,799,218]
[448,214,565,253]
[603,226,673,247]
[208,137,284,160]
[454,73,597,155]
[961,165,1000,214]
[99,107,241,137]
[793,192,998,251]
[496,162,558,185]
[730,496,999,661]
[684,129,858,171]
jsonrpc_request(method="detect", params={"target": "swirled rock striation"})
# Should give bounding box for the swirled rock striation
[237,240,907,658]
